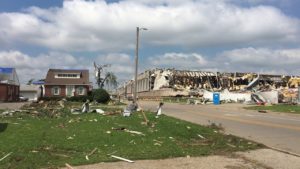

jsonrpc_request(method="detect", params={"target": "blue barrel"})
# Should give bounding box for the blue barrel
[213,93,220,105]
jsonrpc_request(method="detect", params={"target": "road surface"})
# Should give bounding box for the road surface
[140,101,300,155]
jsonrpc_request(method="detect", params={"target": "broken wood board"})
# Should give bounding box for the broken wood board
[111,155,134,163]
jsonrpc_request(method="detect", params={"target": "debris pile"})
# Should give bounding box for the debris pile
[1,99,123,118]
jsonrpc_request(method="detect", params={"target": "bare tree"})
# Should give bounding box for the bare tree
[105,72,118,91]
[94,62,111,89]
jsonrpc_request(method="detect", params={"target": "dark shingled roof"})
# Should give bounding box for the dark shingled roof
[45,69,89,85]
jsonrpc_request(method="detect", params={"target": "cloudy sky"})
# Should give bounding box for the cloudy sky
[0,0,300,85]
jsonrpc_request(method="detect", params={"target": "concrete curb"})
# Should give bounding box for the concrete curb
[268,146,300,157]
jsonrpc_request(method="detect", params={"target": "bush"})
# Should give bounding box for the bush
[92,89,110,103]
[66,95,93,102]
[40,96,64,101]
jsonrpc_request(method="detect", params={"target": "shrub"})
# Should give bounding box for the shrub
[92,89,110,103]
[40,96,64,101]
[66,95,93,102]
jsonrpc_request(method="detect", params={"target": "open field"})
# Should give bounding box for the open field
[245,104,300,114]
[0,102,262,169]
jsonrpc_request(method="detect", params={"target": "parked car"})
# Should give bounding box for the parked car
[19,95,29,102]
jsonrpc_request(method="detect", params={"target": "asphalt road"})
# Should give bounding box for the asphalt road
[140,101,300,155]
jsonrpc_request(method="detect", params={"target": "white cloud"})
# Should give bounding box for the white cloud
[1,47,300,85]
[146,47,300,75]
[0,51,80,83]
[0,0,299,51]
[94,53,134,81]
[0,50,134,84]
[217,47,300,74]
[148,52,209,70]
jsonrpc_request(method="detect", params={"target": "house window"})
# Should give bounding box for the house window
[55,73,80,79]
[77,86,85,95]
[52,87,60,95]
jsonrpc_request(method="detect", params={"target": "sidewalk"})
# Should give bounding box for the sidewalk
[65,149,300,169]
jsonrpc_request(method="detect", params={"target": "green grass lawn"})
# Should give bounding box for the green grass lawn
[0,106,263,169]
[245,105,300,114]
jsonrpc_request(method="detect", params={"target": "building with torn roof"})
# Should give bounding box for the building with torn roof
[117,68,299,103]
[0,67,20,102]
[44,69,91,97]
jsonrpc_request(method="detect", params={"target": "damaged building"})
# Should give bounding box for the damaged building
[0,67,20,102]
[117,69,300,104]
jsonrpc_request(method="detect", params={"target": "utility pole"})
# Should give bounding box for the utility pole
[133,27,147,104]
[133,27,139,104]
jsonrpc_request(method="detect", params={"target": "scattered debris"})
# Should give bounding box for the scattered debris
[107,151,118,156]
[124,129,145,136]
[123,109,131,117]
[197,134,205,139]
[58,99,65,108]
[71,108,81,114]
[154,143,161,146]
[104,112,121,116]
[51,153,70,158]
[112,127,126,131]
[258,110,268,113]
[0,152,12,162]
[226,143,236,148]
[65,163,74,169]
[156,102,164,116]
[1,110,15,116]
[89,119,98,122]
[153,139,163,146]
[82,100,90,113]
[123,103,137,117]
[111,155,134,163]
[85,148,98,161]
[111,127,144,135]
[96,109,105,114]
[141,110,149,125]
[153,139,163,144]
[67,136,74,140]
[129,140,136,144]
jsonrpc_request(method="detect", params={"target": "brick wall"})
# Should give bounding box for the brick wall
[44,85,89,97]
[45,85,66,97]
[0,84,7,101]
[0,83,20,102]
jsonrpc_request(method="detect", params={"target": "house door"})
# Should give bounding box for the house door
[66,85,75,97]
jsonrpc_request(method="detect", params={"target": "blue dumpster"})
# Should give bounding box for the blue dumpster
[213,93,220,105]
